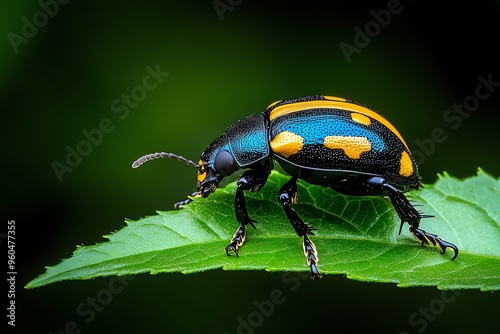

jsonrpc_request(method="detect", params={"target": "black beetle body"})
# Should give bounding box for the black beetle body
[133,95,458,278]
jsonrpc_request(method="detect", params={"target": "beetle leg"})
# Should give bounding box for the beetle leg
[225,169,270,257]
[365,177,459,260]
[173,191,201,209]
[278,177,321,279]
[409,226,458,260]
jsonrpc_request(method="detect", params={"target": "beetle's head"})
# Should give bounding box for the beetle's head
[132,135,239,201]
[196,135,238,197]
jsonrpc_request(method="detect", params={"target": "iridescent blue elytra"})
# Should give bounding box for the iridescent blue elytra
[270,110,387,152]
[132,95,458,279]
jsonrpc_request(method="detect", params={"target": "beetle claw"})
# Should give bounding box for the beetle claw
[410,227,459,260]
[225,224,246,257]
[225,243,239,257]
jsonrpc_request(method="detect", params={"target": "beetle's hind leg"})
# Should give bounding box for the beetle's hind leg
[373,177,459,260]
[335,175,459,259]
[278,177,321,279]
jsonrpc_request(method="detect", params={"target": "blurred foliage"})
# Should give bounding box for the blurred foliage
[3,1,499,333]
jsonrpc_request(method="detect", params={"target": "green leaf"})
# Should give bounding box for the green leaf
[26,169,500,291]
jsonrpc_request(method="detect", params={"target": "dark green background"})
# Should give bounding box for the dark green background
[3,1,499,333]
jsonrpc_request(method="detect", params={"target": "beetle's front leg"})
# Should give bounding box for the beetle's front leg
[225,168,270,256]
[278,177,321,279]
[173,191,201,209]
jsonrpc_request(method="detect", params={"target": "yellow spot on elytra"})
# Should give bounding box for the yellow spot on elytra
[351,113,371,125]
[323,136,371,159]
[270,131,304,158]
[399,151,414,177]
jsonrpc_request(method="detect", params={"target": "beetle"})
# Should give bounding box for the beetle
[132,95,458,278]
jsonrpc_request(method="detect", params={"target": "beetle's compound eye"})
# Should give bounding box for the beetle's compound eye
[214,150,237,177]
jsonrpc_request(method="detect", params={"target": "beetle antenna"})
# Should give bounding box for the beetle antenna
[132,152,199,169]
